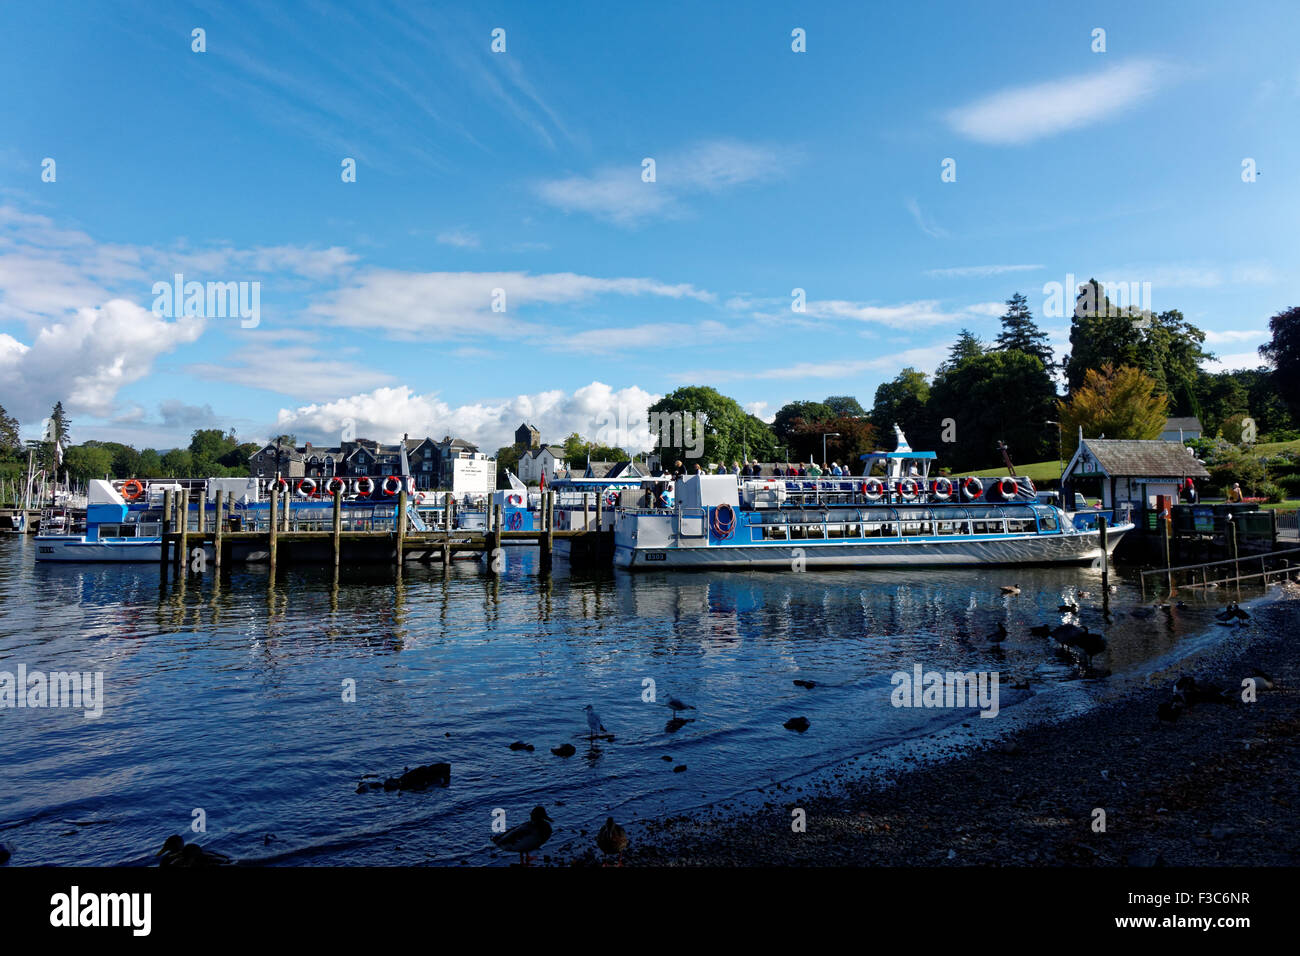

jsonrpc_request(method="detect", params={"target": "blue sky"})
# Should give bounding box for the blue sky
[1,0,1296,453]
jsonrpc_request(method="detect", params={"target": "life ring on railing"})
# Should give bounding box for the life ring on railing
[296,478,316,497]
[898,477,920,500]
[997,477,1018,500]
[415,492,426,504]
[381,476,402,496]
[932,477,954,500]
[962,477,984,500]
[273,477,290,495]
[121,479,145,501]
[506,493,524,507]
[325,477,345,496]
[862,477,884,501]
[355,476,375,496]
[603,490,619,508]
[711,502,737,539]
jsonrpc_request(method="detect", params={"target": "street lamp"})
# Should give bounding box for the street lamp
[821,432,840,469]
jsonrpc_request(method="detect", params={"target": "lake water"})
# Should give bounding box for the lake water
[0,534,1240,865]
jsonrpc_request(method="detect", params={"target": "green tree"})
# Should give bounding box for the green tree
[822,395,866,418]
[1260,305,1300,422]
[870,368,935,449]
[160,448,194,477]
[938,328,985,375]
[0,404,21,460]
[994,292,1054,370]
[40,401,71,472]
[930,350,1057,470]
[648,386,777,467]
[1057,364,1168,457]
[139,449,163,475]
[63,444,115,483]
[772,400,834,457]
[495,444,522,485]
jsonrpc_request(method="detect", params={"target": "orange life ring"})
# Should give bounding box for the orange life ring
[932,477,953,500]
[121,479,145,501]
[506,493,524,507]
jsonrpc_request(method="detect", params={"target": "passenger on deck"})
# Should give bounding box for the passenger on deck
[731,460,742,476]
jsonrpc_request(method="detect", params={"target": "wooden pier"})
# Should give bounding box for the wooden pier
[159,488,612,573]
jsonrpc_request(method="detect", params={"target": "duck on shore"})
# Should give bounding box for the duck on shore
[1000,585,1021,595]
[492,806,553,866]
[155,834,232,867]
[597,817,629,866]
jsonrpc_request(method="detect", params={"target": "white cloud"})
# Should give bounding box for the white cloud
[187,344,395,400]
[1202,329,1267,345]
[905,198,949,239]
[946,61,1171,145]
[308,269,715,338]
[436,229,481,249]
[563,320,729,354]
[0,299,204,422]
[273,381,663,454]
[535,140,792,226]
[1202,350,1268,373]
[682,345,950,383]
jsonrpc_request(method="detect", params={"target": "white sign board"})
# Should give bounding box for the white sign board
[452,458,495,496]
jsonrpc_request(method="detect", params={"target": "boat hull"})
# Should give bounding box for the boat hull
[614,524,1131,570]
[34,536,163,563]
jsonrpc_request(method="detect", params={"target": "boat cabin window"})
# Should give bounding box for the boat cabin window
[1006,517,1035,534]
[972,519,1004,534]
[934,518,968,535]
[1033,508,1059,532]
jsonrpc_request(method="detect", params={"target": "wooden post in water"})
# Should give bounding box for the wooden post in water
[442,493,450,565]
[1162,510,1173,594]
[396,489,407,565]
[595,491,603,532]
[1099,516,1110,611]
[269,485,279,572]
[583,492,590,531]
[214,490,224,570]
[177,488,188,569]
[492,504,502,564]
[332,487,342,568]
[197,488,206,538]
[160,489,173,574]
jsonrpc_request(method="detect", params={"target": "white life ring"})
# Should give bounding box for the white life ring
[355,476,375,496]
[898,477,920,500]
[506,493,524,507]
[296,478,316,497]
[932,477,953,500]
[416,492,426,504]
[962,476,984,500]
[325,477,345,496]
[273,477,289,494]
[381,476,402,496]
[862,477,884,501]
[998,477,1018,500]
[604,490,619,508]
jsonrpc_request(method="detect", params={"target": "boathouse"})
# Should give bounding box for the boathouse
[1061,437,1209,514]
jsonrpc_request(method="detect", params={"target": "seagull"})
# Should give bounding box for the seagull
[1000,585,1021,595]
[596,817,629,867]
[666,697,695,716]
[584,704,605,741]
[492,806,553,866]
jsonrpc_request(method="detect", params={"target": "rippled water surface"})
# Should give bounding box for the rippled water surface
[0,534,1239,865]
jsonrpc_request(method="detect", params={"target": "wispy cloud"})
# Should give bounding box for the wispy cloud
[1202,328,1267,345]
[905,198,949,239]
[681,345,950,383]
[946,60,1172,145]
[925,264,1043,279]
[536,140,794,226]
[437,229,481,249]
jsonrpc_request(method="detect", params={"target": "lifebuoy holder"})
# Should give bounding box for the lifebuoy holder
[121,479,145,501]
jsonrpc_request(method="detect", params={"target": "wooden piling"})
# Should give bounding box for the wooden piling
[160,489,173,574]
[269,485,279,571]
[1163,510,1173,594]
[332,487,342,568]
[442,493,451,565]
[544,490,554,565]
[215,490,224,570]
[1099,516,1109,610]
[197,488,206,537]
[177,488,188,568]
[396,489,407,564]
[595,491,603,531]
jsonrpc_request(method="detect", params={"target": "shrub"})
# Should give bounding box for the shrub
[1257,482,1285,504]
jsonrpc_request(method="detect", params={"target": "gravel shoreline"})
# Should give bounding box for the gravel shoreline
[572,587,1300,867]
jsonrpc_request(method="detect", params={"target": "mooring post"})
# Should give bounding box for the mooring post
[177,488,188,569]
[1229,517,1241,601]
[492,504,502,559]
[332,487,342,568]
[269,485,279,572]
[396,489,407,565]
[1099,516,1110,610]
[442,492,450,565]
[1163,510,1173,594]
[595,491,603,531]
[583,492,590,530]
[197,488,206,539]
[214,490,224,570]
[161,489,173,575]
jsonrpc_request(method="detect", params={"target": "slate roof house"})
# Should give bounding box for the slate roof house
[1061,436,1210,512]
[250,435,483,490]
[1159,416,1203,442]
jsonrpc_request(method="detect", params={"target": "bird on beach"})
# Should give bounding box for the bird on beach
[596,817,629,866]
[1000,585,1021,595]
[492,806,553,866]
[1052,624,1106,670]
[1216,603,1250,625]
[666,697,695,716]
[584,704,606,741]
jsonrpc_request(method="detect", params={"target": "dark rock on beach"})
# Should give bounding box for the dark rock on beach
[361,762,450,793]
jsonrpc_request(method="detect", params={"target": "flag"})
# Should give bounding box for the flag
[539,467,547,492]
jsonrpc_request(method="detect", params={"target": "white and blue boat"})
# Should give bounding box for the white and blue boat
[612,432,1133,570]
